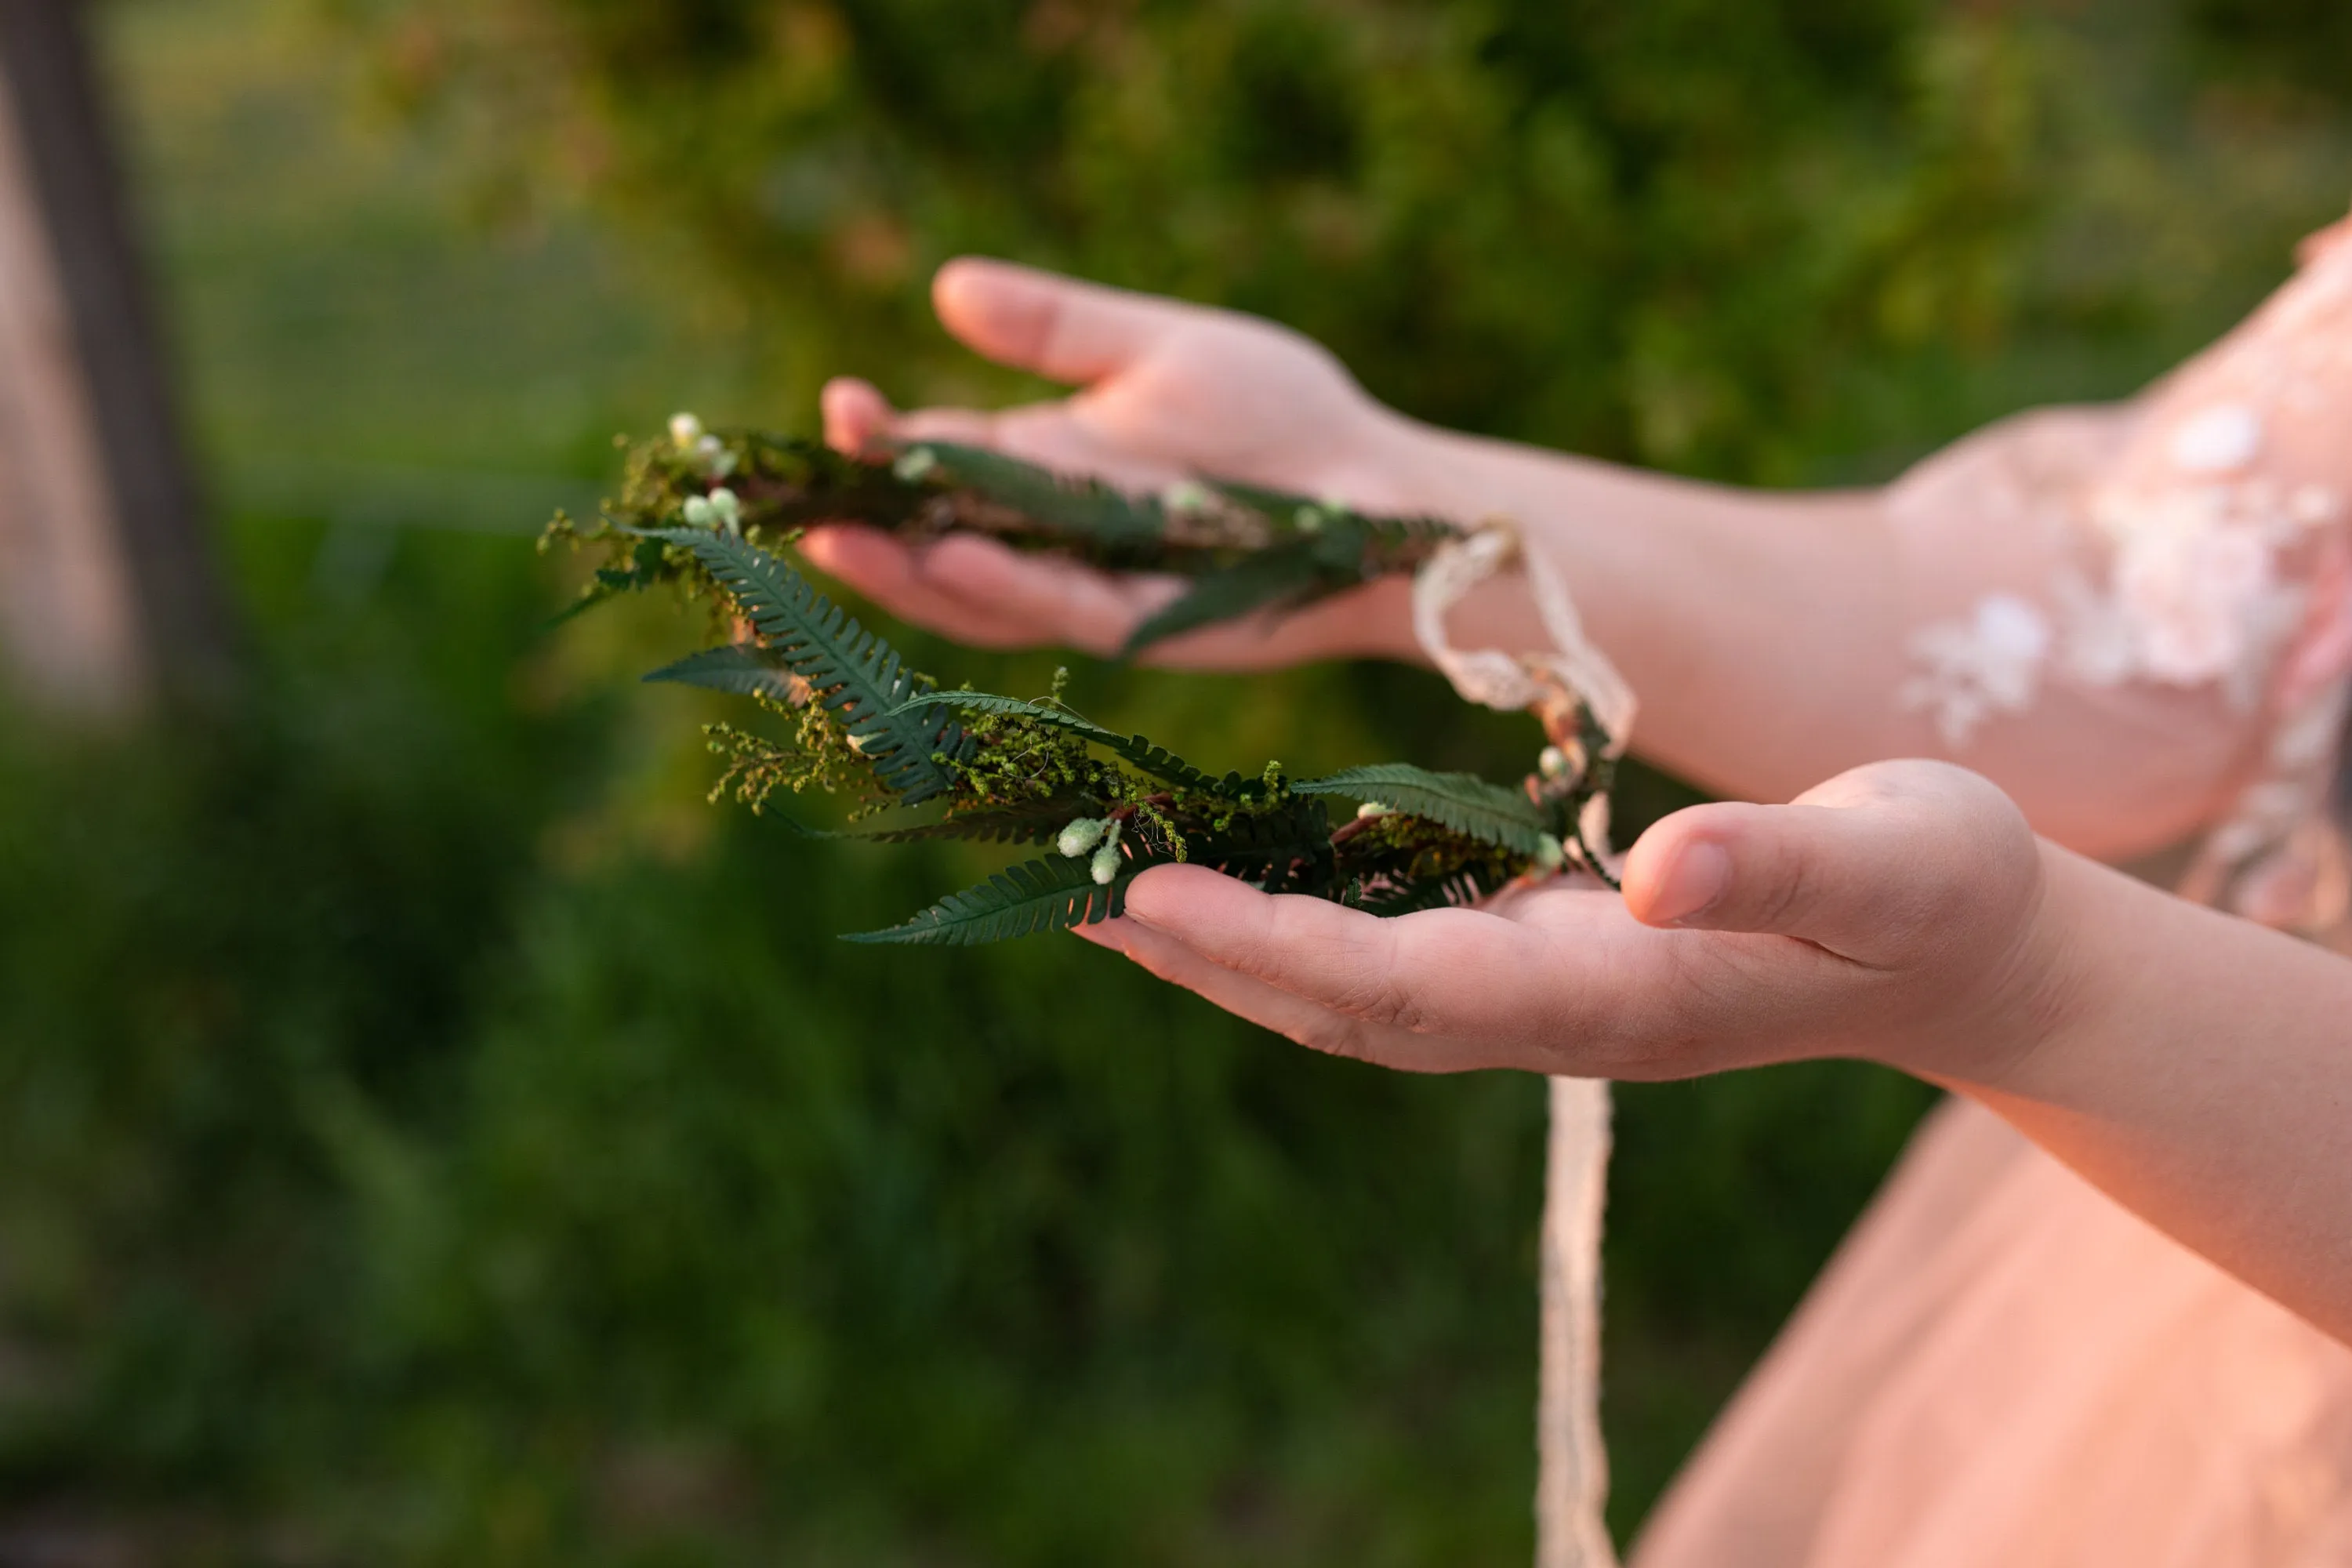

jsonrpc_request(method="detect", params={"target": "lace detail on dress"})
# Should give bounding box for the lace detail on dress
[1896,211,2352,931]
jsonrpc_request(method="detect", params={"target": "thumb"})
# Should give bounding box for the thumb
[1619,760,2035,967]
[933,257,1196,384]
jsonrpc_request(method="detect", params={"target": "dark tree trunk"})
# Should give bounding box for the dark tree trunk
[0,0,230,710]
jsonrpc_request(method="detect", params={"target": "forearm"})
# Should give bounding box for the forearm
[1366,408,2251,856]
[1378,412,1904,806]
[1958,848,2352,1343]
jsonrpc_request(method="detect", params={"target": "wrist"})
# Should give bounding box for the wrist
[1905,837,2114,1097]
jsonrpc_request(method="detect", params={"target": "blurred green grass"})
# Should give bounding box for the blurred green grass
[0,0,2342,1562]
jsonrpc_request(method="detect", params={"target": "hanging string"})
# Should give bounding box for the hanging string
[1411,520,1633,1568]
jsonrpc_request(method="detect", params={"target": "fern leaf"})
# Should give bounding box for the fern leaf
[1294,764,1550,855]
[643,643,811,705]
[1346,861,1514,916]
[648,528,968,804]
[1190,797,1338,894]
[858,799,1091,847]
[916,441,1165,550]
[1117,539,1334,656]
[842,852,1144,946]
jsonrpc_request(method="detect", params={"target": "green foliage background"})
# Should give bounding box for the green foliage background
[0,0,2346,1561]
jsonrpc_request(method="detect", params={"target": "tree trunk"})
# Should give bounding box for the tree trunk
[0,0,228,711]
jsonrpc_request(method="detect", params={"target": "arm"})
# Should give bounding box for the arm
[809,251,2352,857]
[1976,844,2352,1342]
[1080,760,2352,1345]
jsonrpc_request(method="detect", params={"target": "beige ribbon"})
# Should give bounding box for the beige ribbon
[1412,519,1630,1568]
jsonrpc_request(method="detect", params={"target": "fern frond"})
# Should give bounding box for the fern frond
[916,441,1165,550]
[1117,539,1333,656]
[859,799,1092,847]
[842,852,1144,946]
[648,528,969,804]
[1346,860,1514,916]
[643,643,811,705]
[1294,764,1550,855]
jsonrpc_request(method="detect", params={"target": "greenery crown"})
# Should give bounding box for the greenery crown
[544,418,1618,944]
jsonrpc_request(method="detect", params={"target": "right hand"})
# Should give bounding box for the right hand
[806,258,1428,667]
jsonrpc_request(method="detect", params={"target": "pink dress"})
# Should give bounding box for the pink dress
[1632,216,2352,1566]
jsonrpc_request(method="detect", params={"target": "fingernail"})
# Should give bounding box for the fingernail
[1650,840,1731,926]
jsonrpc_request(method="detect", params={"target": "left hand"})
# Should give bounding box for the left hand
[1077,760,2074,1086]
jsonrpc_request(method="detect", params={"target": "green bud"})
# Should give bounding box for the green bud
[894,446,939,482]
[709,488,742,532]
[1058,816,1107,858]
[1356,801,1392,820]
[1535,833,1566,872]
[681,495,714,528]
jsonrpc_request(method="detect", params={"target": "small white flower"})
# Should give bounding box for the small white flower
[894,446,939,482]
[681,495,715,528]
[1057,817,1108,858]
[1355,801,1392,820]
[670,412,704,449]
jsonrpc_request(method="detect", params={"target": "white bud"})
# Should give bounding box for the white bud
[1057,816,1107,858]
[1293,504,1325,534]
[709,488,742,532]
[669,412,703,448]
[893,446,939,482]
[1160,479,1212,514]
[1090,837,1123,885]
[681,495,714,528]
[1538,745,1570,779]
[1534,833,1566,871]
[1356,801,1391,820]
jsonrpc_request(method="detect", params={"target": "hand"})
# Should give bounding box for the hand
[1076,760,2074,1087]
[804,258,1428,667]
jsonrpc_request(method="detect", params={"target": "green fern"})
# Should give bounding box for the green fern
[859,799,1093,846]
[1294,764,1551,856]
[643,643,808,704]
[1117,539,1334,656]
[1345,859,1516,916]
[915,441,1166,551]
[648,528,970,804]
[843,851,1144,946]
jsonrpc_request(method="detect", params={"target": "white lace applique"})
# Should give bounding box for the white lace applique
[1903,593,2053,747]
[1898,209,2352,933]
[1907,404,2337,744]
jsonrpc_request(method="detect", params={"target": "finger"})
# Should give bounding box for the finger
[1118,866,1588,1065]
[820,377,895,456]
[1076,912,1483,1073]
[913,532,1179,655]
[797,528,1055,648]
[934,256,1200,384]
[1621,760,2037,967]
